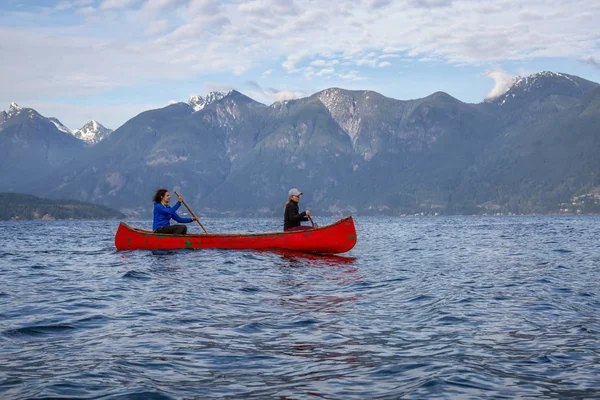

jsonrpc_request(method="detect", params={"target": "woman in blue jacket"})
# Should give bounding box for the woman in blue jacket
[152,189,198,234]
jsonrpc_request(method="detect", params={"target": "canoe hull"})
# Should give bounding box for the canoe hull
[114,217,357,255]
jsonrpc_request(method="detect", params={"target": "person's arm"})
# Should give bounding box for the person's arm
[170,201,182,213]
[172,211,192,224]
[156,201,182,217]
[286,203,306,222]
[155,203,171,217]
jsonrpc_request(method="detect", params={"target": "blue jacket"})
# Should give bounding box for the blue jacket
[153,202,192,231]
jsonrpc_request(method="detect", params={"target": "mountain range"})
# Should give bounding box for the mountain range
[2,71,599,217]
[1,103,113,145]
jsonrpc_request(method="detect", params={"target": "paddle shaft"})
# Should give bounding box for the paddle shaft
[173,190,208,233]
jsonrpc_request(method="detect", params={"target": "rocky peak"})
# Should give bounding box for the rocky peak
[188,91,229,112]
[490,71,598,106]
[316,88,365,146]
[72,120,113,145]
[509,72,574,93]
[8,102,22,118]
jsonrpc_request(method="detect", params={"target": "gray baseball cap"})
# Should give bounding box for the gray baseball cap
[288,188,302,196]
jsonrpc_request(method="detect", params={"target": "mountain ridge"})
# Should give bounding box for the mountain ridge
[3,71,600,217]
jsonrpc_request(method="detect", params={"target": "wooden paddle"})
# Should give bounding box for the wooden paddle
[174,190,208,233]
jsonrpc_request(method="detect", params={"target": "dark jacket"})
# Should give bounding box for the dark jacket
[153,201,192,231]
[284,200,308,231]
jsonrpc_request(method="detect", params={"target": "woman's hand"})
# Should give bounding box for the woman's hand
[305,210,311,216]
[191,216,199,221]
[177,194,183,203]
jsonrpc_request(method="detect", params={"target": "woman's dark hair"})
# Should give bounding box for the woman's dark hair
[153,188,168,203]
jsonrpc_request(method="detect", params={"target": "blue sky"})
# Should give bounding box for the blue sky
[1,0,599,130]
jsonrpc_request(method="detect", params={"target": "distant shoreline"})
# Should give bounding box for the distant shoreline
[0,193,125,221]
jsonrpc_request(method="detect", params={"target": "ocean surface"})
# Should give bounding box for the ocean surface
[1,216,599,399]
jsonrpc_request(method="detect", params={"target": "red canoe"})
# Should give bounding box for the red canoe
[114,216,357,255]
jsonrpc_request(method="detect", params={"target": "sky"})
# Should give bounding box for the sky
[1,0,599,130]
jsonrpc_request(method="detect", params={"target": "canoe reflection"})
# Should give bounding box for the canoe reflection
[271,251,363,316]
[272,249,356,266]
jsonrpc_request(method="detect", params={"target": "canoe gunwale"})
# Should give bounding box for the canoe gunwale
[119,216,353,239]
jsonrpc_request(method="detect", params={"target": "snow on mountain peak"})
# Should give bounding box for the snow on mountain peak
[510,71,583,92]
[188,91,230,112]
[73,120,113,145]
[8,102,22,117]
[486,71,585,105]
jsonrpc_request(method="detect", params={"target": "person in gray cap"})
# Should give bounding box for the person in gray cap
[283,188,311,231]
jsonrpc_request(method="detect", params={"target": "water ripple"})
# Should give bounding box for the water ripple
[1,217,599,398]
[4,323,76,338]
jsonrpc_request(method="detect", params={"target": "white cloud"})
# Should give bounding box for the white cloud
[581,56,600,70]
[337,70,367,81]
[373,0,392,8]
[356,58,378,67]
[283,51,312,72]
[237,0,299,16]
[240,81,304,104]
[378,61,392,67]
[302,67,317,79]
[484,68,517,100]
[145,19,170,35]
[55,0,95,11]
[233,65,249,75]
[100,0,140,9]
[204,82,234,93]
[269,90,299,102]
[310,59,339,67]
[378,54,401,60]
[140,0,183,16]
[410,0,452,8]
[0,27,184,99]
[1,0,600,113]
[76,6,97,15]
[316,68,335,76]
[518,9,544,21]
[184,0,224,19]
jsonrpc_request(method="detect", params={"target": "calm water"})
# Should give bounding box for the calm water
[1,216,600,399]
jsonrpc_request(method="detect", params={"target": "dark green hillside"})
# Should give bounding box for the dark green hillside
[0,193,125,220]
